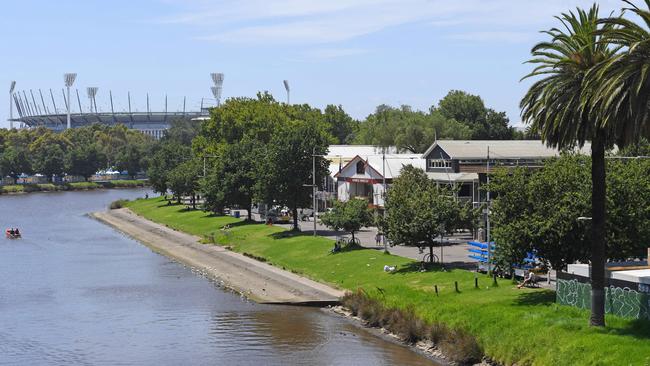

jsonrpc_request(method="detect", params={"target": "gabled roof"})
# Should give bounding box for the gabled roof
[421,140,592,160]
[326,145,398,158]
[334,154,425,179]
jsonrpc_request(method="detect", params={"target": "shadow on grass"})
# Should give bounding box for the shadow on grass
[513,290,556,306]
[608,318,650,339]
[391,261,446,274]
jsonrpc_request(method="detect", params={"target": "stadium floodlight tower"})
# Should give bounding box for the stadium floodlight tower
[9,81,16,129]
[211,86,222,107]
[283,80,290,104]
[210,73,224,106]
[87,87,99,113]
[64,73,77,129]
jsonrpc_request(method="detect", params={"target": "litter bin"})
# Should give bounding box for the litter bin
[234,211,240,218]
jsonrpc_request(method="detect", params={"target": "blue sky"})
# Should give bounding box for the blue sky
[1,0,624,129]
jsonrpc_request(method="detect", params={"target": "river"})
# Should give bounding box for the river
[0,189,436,365]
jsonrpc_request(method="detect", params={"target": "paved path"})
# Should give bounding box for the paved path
[266,214,477,268]
[92,209,344,305]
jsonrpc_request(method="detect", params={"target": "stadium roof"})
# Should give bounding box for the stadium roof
[11,111,204,130]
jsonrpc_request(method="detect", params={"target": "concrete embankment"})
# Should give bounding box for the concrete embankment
[91,208,344,305]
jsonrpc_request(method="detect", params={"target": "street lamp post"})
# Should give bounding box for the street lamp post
[64,73,77,129]
[9,81,15,129]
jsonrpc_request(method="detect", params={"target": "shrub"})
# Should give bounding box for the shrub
[429,322,450,344]
[439,328,483,365]
[1,185,25,193]
[110,199,129,209]
[341,290,484,362]
[68,182,100,190]
[386,306,428,344]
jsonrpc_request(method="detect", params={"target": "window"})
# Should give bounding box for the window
[428,159,451,168]
[356,161,366,174]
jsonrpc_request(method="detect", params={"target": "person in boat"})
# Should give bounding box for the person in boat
[14,228,20,236]
[8,228,14,236]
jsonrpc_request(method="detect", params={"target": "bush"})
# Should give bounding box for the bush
[68,182,101,190]
[341,290,483,363]
[439,328,483,365]
[1,185,25,193]
[110,199,129,209]
[108,179,148,188]
[428,322,449,344]
[386,306,428,344]
[35,184,59,191]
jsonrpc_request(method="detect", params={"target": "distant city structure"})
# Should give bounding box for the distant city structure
[7,73,224,139]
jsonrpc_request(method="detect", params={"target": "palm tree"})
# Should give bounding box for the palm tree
[590,0,650,144]
[520,5,616,327]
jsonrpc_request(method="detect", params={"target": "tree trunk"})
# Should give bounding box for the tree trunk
[292,206,300,231]
[590,132,606,327]
[351,231,355,245]
[429,245,434,263]
[192,194,196,209]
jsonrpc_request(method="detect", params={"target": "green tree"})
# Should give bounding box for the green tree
[204,138,261,220]
[320,199,373,244]
[491,157,592,273]
[162,118,201,145]
[520,5,616,326]
[167,159,200,207]
[491,155,650,273]
[147,142,191,194]
[0,145,32,179]
[259,118,330,229]
[383,165,461,263]
[437,90,487,126]
[115,144,144,179]
[355,105,472,152]
[606,157,650,259]
[29,132,70,181]
[435,91,514,139]
[64,144,106,180]
[323,104,358,144]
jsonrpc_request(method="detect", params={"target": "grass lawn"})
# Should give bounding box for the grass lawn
[0,180,148,194]
[127,197,650,366]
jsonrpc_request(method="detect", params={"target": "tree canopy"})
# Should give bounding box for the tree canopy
[383,165,462,263]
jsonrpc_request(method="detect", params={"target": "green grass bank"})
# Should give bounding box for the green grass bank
[127,197,650,366]
[0,180,148,194]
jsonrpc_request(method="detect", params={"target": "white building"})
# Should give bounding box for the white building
[334,153,425,208]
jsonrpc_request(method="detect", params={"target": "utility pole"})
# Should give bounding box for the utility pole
[486,146,492,273]
[313,146,317,236]
[382,149,388,252]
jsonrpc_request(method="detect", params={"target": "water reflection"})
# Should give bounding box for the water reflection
[0,189,436,365]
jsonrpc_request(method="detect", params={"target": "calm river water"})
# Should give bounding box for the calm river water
[0,189,435,366]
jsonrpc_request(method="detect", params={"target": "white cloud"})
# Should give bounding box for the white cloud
[158,0,624,45]
[447,31,535,44]
[304,47,368,60]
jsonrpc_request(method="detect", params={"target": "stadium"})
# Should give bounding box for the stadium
[7,73,224,139]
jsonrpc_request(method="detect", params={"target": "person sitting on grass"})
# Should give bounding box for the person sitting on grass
[517,269,536,289]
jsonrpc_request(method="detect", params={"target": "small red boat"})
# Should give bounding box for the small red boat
[5,228,21,239]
